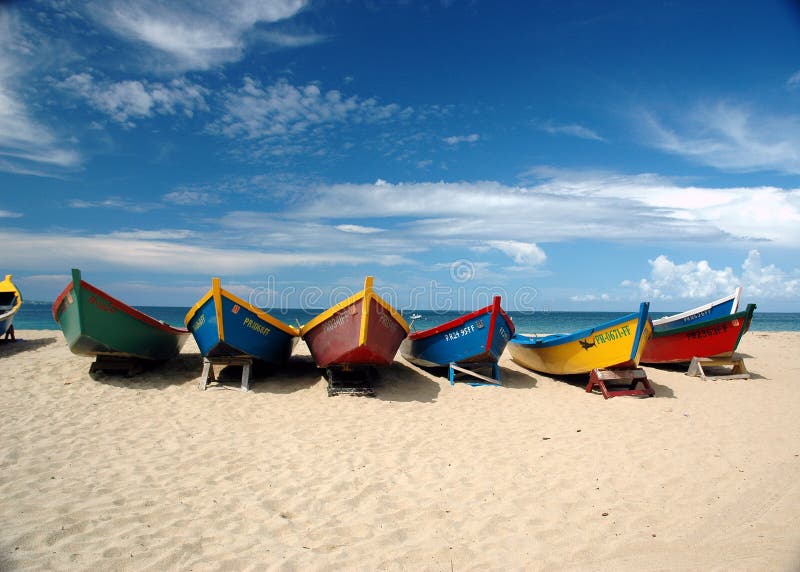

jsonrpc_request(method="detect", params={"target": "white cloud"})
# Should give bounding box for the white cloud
[213,77,406,141]
[69,197,161,212]
[290,174,800,248]
[0,9,81,175]
[0,229,407,275]
[335,224,385,234]
[443,133,479,145]
[0,209,21,218]
[638,103,800,174]
[163,190,222,205]
[788,70,800,89]
[539,122,604,141]
[624,250,799,301]
[571,293,610,302]
[60,73,208,125]
[487,240,546,267]
[88,0,310,71]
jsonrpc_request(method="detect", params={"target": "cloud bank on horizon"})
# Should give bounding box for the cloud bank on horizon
[1,0,799,310]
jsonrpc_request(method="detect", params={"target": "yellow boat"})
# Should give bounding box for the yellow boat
[1,274,23,340]
[508,303,652,375]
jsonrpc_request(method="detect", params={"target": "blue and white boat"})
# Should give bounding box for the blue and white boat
[400,296,515,368]
[185,278,299,364]
[0,274,22,340]
[652,287,742,332]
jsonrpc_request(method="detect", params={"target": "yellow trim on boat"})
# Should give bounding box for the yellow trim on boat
[358,276,374,346]
[213,277,225,342]
[299,275,410,338]
[221,287,300,337]
[184,289,213,327]
[300,285,366,336]
[0,274,23,313]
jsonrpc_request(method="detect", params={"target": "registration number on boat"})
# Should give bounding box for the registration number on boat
[444,323,476,342]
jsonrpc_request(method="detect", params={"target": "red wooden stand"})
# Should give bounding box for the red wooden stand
[585,367,654,399]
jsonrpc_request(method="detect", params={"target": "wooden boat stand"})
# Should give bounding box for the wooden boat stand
[89,355,152,377]
[200,357,253,392]
[686,354,750,381]
[448,362,501,387]
[585,367,654,399]
[324,366,377,397]
[2,325,15,342]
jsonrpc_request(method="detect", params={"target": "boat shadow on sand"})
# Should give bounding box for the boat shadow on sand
[534,370,676,399]
[87,352,203,389]
[0,335,59,357]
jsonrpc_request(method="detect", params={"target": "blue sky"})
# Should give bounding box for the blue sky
[1,0,799,312]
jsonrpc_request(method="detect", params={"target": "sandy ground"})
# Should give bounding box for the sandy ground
[1,330,799,571]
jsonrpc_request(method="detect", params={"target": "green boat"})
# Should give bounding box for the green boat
[52,269,189,361]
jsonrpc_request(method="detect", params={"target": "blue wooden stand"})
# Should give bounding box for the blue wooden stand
[448,362,501,387]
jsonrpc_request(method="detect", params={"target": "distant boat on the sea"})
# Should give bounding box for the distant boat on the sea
[641,303,756,364]
[300,276,409,368]
[185,277,299,364]
[52,269,189,361]
[652,287,742,332]
[400,295,514,368]
[0,274,22,340]
[508,302,652,375]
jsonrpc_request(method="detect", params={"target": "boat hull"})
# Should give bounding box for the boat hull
[0,274,22,337]
[186,278,299,363]
[509,302,651,375]
[653,287,742,332]
[301,277,409,368]
[400,296,515,367]
[52,269,189,361]
[641,304,755,364]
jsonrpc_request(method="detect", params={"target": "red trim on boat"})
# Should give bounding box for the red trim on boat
[408,304,491,340]
[485,296,501,353]
[80,280,189,334]
[51,283,73,322]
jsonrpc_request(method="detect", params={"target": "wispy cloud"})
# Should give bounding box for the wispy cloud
[212,78,408,142]
[290,172,800,248]
[0,8,81,176]
[0,229,405,275]
[336,224,385,234]
[0,209,22,218]
[163,189,222,206]
[787,70,800,89]
[69,197,162,212]
[538,122,604,141]
[60,73,209,125]
[623,250,799,301]
[87,0,310,71]
[637,102,800,174]
[443,133,479,145]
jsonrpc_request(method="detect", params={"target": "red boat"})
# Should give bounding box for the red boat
[641,303,756,364]
[300,276,409,368]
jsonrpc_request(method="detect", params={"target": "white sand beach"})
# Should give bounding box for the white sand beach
[2,330,799,571]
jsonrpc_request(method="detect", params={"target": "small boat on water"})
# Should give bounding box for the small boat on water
[0,274,22,340]
[652,287,742,332]
[185,277,299,363]
[508,302,652,375]
[400,296,514,368]
[641,303,756,364]
[52,269,189,361]
[300,276,409,368]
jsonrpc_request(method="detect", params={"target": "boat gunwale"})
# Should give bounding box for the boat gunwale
[650,303,756,339]
[407,296,514,341]
[652,287,742,327]
[509,307,643,349]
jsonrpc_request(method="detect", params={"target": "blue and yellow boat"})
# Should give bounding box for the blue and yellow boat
[0,274,22,340]
[508,302,652,375]
[185,278,299,364]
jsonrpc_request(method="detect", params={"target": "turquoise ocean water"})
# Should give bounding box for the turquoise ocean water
[15,301,800,333]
